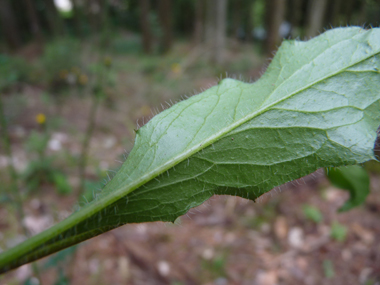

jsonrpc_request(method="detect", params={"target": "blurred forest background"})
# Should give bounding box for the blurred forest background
[1,0,380,284]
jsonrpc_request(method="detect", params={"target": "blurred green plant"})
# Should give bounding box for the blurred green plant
[25,129,49,158]
[326,165,370,212]
[42,38,80,78]
[0,95,43,281]
[364,279,377,285]
[302,205,323,223]
[22,119,72,196]
[0,54,31,91]
[330,221,348,242]
[201,255,227,280]
[0,94,27,219]
[245,199,278,228]
[77,56,113,197]
[23,277,40,285]
[252,0,265,28]
[80,180,102,204]
[39,38,86,93]
[110,36,142,55]
[323,259,335,278]
[171,282,185,285]
[23,159,72,195]
[43,246,77,270]
[53,269,70,285]
[363,160,380,174]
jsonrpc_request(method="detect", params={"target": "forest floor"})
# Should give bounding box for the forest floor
[1,36,380,285]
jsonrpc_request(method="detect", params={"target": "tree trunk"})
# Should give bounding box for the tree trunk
[265,0,286,55]
[0,0,21,49]
[242,0,254,41]
[328,0,342,27]
[88,0,102,33]
[23,0,42,39]
[192,0,204,45]
[232,0,242,38]
[71,0,85,36]
[139,0,152,54]
[158,0,173,53]
[306,0,328,38]
[343,0,355,24]
[213,0,227,65]
[357,0,367,26]
[289,0,303,30]
[204,0,216,43]
[42,0,65,36]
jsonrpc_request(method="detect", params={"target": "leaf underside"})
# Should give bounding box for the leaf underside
[1,27,380,273]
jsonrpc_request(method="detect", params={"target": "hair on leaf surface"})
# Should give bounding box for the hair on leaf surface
[1,27,380,273]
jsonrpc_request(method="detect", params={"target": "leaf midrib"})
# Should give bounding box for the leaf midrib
[92,46,380,217]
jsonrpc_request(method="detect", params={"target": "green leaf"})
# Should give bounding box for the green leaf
[1,27,380,273]
[323,259,335,278]
[302,204,323,223]
[326,165,370,212]
[51,172,72,195]
[330,221,348,242]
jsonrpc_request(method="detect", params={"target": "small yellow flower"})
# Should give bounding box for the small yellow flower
[35,113,46,125]
[78,74,88,85]
[59,69,68,79]
[103,56,112,67]
[171,63,182,74]
[71,67,81,75]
